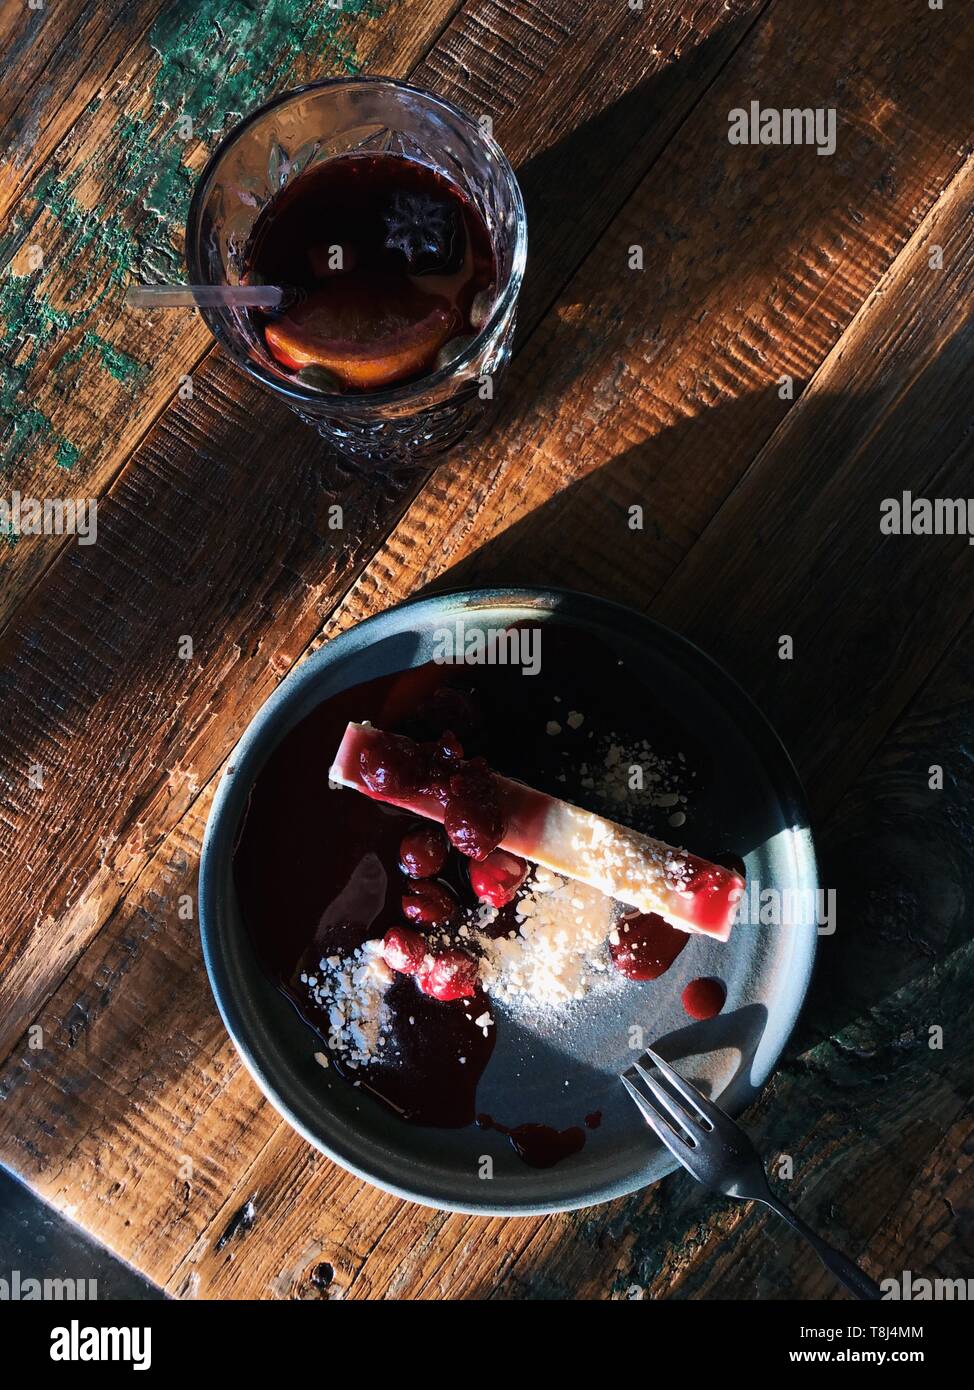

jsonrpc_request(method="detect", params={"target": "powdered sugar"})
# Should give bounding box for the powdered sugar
[474,867,619,1010]
[589,735,690,823]
[302,938,396,1067]
[548,715,694,836]
[465,721,698,1016]
[565,802,693,910]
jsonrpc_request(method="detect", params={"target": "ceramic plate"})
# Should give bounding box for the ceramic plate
[199,587,817,1214]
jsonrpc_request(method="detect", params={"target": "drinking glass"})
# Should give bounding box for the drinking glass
[186,77,527,468]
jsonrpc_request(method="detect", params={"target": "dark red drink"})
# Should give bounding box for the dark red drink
[244,152,496,393]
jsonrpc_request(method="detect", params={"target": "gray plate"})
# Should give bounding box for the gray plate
[199,587,817,1215]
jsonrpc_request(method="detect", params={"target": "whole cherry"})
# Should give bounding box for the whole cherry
[401,878,459,926]
[416,949,480,1001]
[469,849,528,908]
[359,732,422,797]
[399,824,449,879]
[444,799,506,860]
[443,764,506,860]
[381,926,427,976]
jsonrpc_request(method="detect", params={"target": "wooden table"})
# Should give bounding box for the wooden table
[1,0,972,1301]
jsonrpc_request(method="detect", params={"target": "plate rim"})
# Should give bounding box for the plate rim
[198,585,818,1216]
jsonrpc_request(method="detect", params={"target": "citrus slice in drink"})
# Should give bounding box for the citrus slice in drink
[264,271,457,390]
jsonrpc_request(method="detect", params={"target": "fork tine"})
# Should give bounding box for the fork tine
[630,1061,702,1144]
[621,1075,692,1159]
[642,1046,723,1128]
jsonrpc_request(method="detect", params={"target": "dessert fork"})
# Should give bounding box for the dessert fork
[622,1048,882,1300]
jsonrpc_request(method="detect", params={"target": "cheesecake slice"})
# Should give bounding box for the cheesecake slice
[329,721,743,942]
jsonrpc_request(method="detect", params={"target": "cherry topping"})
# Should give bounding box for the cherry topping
[444,799,506,861]
[442,760,507,860]
[610,912,689,981]
[399,824,449,879]
[381,926,427,976]
[418,731,465,801]
[359,732,423,797]
[683,863,745,933]
[401,879,459,926]
[448,758,491,792]
[416,949,480,1001]
[433,730,464,763]
[383,191,462,274]
[358,727,507,859]
[682,976,726,1020]
[469,849,528,908]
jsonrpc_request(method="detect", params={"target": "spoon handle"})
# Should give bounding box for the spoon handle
[125,284,285,310]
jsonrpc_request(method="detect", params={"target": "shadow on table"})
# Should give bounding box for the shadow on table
[0,1166,166,1300]
[509,9,759,333]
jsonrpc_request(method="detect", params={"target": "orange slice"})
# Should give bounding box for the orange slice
[264,272,457,390]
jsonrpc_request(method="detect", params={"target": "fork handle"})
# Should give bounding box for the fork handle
[762,1195,884,1301]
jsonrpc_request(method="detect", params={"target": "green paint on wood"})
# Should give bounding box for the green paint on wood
[149,0,376,139]
[61,332,146,385]
[55,439,80,471]
[0,257,90,476]
[1,0,379,480]
[0,168,147,474]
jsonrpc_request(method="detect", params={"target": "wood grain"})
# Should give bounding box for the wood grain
[650,155,974,819]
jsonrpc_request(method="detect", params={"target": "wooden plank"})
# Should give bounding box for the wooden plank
[650,155,974,819]
[410,0,773,330]
[0,0,454,219]
[0,2,168,216]
[0,0,769,1054]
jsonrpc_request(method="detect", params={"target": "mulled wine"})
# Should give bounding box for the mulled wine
[244,152,497,394]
